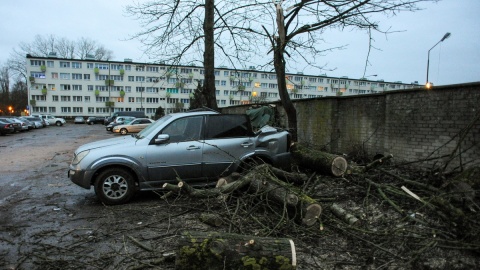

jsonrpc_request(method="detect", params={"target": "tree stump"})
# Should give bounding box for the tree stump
[291,143,347,177]
[175,231,297,270]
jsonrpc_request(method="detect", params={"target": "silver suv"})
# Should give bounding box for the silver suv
[68,111,291,205]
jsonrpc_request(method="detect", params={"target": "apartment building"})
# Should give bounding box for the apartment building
[26,54,418,118]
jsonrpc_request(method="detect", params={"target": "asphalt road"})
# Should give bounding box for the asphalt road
[0,123,110,204]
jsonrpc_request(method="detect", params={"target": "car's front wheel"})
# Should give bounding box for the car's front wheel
[94,168,135,205]
[120,128,128,135]
[56,121,62,126]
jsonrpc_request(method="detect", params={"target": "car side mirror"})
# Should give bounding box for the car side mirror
[154,134,170,144]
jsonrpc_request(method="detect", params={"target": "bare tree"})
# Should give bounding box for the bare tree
[55,37,76,59]
[259,0,438,140]
[125,1,268,110]
[6,35,113,83]
[126,0,435,140]
[0,64,11,114]
[76,37,98,59]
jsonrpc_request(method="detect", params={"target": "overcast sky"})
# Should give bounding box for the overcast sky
[0,0,478,86]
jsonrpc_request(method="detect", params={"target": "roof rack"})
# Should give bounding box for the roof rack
[186,107,220,113]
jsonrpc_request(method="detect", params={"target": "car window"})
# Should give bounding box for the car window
[161,116,203,142]
[205,115,252,139]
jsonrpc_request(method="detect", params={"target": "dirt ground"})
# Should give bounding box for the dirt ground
[0,124,478,269]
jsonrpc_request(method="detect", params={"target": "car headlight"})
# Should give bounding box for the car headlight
[72,150,90,165]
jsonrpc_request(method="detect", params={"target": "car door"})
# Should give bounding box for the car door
[136,119,153,133]
[202,114,255,178]
[144,115,204,188]
[128,119,141,133]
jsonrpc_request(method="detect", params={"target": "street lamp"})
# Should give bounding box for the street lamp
[140,81,144,111]
[426,32,451,89]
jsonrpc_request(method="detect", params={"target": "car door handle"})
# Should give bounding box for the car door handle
[241,142,253,148]
[186,145,201,150]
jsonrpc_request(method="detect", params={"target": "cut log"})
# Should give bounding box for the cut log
[199,213,223,227]
[330,203,361,226]
[291,143,347,177]
[175,231,296,270]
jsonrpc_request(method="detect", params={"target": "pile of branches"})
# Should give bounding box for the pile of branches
[9,151,479,269]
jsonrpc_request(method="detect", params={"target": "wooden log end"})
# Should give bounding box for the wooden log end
[302,204,322,226]
[331,156,348,177]
[216,178,228,188]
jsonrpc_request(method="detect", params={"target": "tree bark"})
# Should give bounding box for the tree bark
[203,0,218,110]
[175,231,296,270]
[291,143,348,177]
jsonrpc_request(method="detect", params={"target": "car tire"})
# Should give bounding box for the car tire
[56,121,62,126]
[120,128,128,135]
[94,168,135,205]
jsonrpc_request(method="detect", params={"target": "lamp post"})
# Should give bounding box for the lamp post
[140,81,144,111]
[108,64,111,116]
[426,32,451,88]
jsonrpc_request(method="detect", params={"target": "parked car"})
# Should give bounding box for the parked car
[22,116,44,129]
[0,117,21,132]
[105,116,135,132]
[7,117,29,131]
[0,120,15,135]
[104,116,114,126]
[15,117,34,130]
[68,111,291,205]
[31,114,67,126]
[74,116,85,124]
[112,118,155,135]
[105,111,146,126]
[86,116,106,125]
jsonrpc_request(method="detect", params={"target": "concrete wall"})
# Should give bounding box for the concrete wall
[222,82,480,170]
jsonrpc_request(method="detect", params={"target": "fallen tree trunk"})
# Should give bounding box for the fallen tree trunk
[163,164,322,227]
[175,231,296,270]
[291,143,348,177]
[246,165,322,226]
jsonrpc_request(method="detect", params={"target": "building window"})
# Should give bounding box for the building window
[84,74,91,80]
[52,95,59,102]
[60,73,70,80]
[30,60,45,66]
[147,66,158,72]
[31,72,46,79]
[72,85,82,91]
[95,63,109,70]
[72,73,82,80]
[128,76,134,82]
[61,84,71,91]
[73,96,82,102]
[72,62,82,69]
[87,63,94,69]
[52,73,58,79]
[59,61,70,68]
[61,107,71,113]
[61,96,71,102]
[73,107,83,113]
[85,96,91,103]
[88,107,94,113]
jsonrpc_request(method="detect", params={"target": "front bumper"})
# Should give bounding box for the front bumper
[68,166,93,189]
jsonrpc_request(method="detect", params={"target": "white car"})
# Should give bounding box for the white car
[32,114,66,126]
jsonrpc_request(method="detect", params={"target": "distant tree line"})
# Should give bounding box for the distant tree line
[0,35,112,115]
